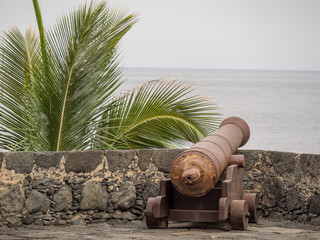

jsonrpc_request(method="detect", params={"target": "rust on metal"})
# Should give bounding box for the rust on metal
[170,151,216,197]
[145,116,259,230]
[170,116,250,197]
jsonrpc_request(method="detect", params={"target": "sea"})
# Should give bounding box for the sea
[120,68,320,154]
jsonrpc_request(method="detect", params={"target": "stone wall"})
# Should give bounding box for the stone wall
[0,149,319,227]
[239,150,320,226]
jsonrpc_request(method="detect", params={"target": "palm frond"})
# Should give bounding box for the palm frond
[95,79,220,149]
[29,1,136,151]
[0,0,220,152]
[0,27,39,150]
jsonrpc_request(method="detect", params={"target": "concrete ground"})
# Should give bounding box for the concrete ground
[0,219,319,240]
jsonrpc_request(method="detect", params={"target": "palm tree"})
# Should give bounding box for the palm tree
[0,0,220,151]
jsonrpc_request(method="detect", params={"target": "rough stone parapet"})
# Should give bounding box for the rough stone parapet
[238,150,320,226]
[0,149,318,228]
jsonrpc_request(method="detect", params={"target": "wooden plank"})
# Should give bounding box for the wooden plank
[154,196,169,218]
[168,209,220,222]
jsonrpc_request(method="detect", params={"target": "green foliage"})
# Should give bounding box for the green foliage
[95,79,220,149]
[0,0,220,151]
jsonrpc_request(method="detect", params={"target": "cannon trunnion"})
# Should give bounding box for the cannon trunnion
[145,117,259,230]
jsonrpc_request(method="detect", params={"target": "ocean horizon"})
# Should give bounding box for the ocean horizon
[121,67,320,154]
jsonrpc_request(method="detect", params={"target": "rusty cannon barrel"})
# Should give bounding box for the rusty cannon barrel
[170,116,250,197]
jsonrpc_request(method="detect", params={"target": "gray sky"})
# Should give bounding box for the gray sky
[0,0,319,71]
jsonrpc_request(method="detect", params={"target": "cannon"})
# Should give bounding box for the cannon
[145,116,259,230]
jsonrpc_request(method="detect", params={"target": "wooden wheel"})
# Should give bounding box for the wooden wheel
[145,198,168,229]
[243,193,259,223]
[230,200,249,230]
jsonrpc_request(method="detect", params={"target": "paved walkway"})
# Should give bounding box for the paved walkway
[0,219,319,240]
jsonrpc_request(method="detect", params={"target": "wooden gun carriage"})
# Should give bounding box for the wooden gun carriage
[146,117,259,230]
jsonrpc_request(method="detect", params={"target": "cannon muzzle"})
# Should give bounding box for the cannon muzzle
[170,116,250,197]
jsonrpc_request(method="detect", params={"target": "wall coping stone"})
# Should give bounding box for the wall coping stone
[65,151,104,173]
[5,152,35,173]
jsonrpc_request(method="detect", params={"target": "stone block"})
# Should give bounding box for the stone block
[112,181,136,210]
[65,151,103,173]
[261,177,283,208]
[5,152,34,173]
[80,181,108,211]
[300,154,320,182]
[135,149,153,171]
[152,149,185,173]
[308,194,320,215]
[310,216,320,226]
[0,186,25,213]
[53,185,72,211]
[267,151,297,176]
[113,211,137,220]
[131,207,143,216]
[105,150,135,172]
[286,188,304,211]
[26,190,50,214]
[5,216,22,227]
[70,215,86,225]
[22,214,33,225]
[32,177,53,189]
[136,148,184,172]
[34,152,62,168]
[141,181,159,203]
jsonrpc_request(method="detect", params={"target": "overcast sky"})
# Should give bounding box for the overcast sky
[0,0,319,71]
